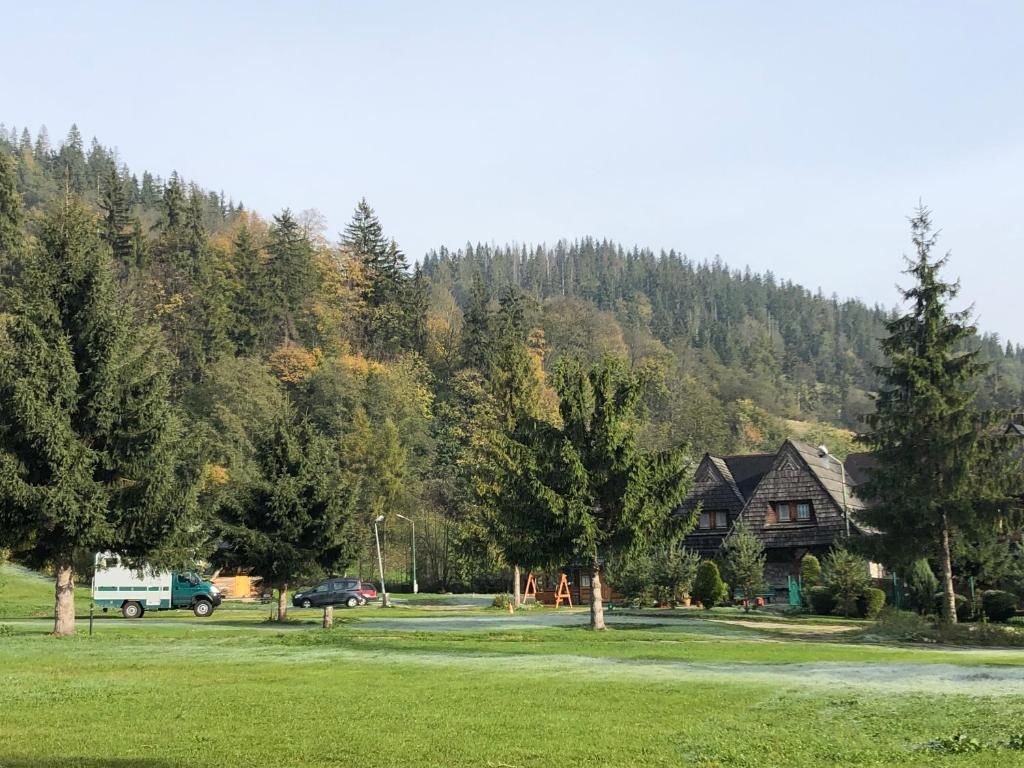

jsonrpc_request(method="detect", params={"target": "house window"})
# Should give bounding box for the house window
[772,501,813,523]
[580,573,591,588]
[699,511,729,530]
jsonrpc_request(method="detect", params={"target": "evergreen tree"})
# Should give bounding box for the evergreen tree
[266,209,317,343]
[692,560,728,609]
[0,199,191,635]
[487,357,693,628]
[213,416,358,622]
[720,521,767,610]
[861,207,1011,623]
[98,166,134,270]
[228,223,273,353]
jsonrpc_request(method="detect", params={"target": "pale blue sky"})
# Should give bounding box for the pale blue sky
[2,2,1021,340]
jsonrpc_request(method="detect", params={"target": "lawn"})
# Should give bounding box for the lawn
[2,604,1024,767]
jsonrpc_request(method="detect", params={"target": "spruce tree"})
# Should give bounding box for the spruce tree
[862,207,1006,623]
[213,416,359,622]
[487,357,693,629]
[98,166,134,270]
[0,199,191,635]
[721,521,767,610]
[266,209,317,344]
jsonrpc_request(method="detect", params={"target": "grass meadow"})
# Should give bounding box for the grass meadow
[2,564,1024,767]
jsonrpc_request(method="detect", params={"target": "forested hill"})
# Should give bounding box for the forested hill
[422,241,1024,431]
[3,120,1023,446]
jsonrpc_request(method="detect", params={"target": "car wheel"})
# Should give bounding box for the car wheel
[301,599,312,608]
[122,601,143,619]
[345,596,358,608]
[193,600,213,617]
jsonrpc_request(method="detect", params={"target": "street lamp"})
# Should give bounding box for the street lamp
[396,514,418,594]
[818,445,850,537]
[373,514,390,607]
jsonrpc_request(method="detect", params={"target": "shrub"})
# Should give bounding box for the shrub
[933,592,971,622]
[808,585,837,615]
[492,593,512,610]
[823,548,870,617]
[800,554,821,588]
[692,561,728,609]
[721,522,766,611]
[905,559,939,614]
[858,587,886,619]
[981,590,1018,623]
[862,607,932,642]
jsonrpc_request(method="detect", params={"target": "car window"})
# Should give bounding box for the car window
[314,584,329,593]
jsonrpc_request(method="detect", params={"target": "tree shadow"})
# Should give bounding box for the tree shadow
[0,759,173,767]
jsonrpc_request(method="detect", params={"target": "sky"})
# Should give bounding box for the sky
[2,1,1021,340]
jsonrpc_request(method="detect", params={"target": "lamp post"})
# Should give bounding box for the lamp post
[396,514,418,594]
[817,445,850,537]
[373,514,390,607]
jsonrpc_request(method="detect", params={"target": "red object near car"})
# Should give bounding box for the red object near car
[360,582,378,601]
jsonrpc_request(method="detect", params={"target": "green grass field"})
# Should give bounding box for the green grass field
[3,564,1024,767]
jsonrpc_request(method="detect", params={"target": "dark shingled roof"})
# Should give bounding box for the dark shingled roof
[720,454,775,500]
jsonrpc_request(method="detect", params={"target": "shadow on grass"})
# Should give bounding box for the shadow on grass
[0,758,173,767]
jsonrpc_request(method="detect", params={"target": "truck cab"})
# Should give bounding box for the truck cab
[171,571,223,617]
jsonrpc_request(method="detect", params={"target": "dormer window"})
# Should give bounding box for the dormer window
[699,510,729,530]
[771,501,813,524]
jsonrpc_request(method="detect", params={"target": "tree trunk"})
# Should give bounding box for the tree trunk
[512,564,522,610]
[277,584,289,623]
[322,605,333,629]
[938,513,957,624]
[53,564,76,637]
[589,563,606,631]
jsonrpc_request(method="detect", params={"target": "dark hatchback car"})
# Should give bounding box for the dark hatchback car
[293,578,366,609]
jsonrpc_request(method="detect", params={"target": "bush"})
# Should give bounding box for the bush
[808,585,837,615]
[933,592,971,622]
[492,593,512,610]
[905,559,939,614]
[691,561,728,609]
[981,590,1018,623]
[858,587,886,620]
[800,554,821,589]
[823,548,870,617]
[862,607,932,642]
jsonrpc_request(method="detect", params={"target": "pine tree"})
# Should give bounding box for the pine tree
[213,416,358,622]
[98,166,134,269]
[0,199,191,635]
[228,222,273,353]
[266,209,317,344]
[861,207,1011,623]
[721,520,766,610]
[486,357,693,629]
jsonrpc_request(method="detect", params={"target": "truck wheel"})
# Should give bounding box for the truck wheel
[193,600,213,617]
[122,601,143,619]
[346,596,358,608]
[301,599,312,608]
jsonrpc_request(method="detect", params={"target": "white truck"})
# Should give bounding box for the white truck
[92,553,223,618]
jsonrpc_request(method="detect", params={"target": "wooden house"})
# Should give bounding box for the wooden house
[679,439,875,595]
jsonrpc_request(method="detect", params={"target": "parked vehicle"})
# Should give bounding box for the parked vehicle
[292,578,366,609]
[360,582,378,601]
[92,553,223,618]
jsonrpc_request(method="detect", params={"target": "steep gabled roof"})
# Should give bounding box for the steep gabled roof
[786,440,875,533]
[720,453,775,500]
[708,455,743,503]
[1007,422,1024,437]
